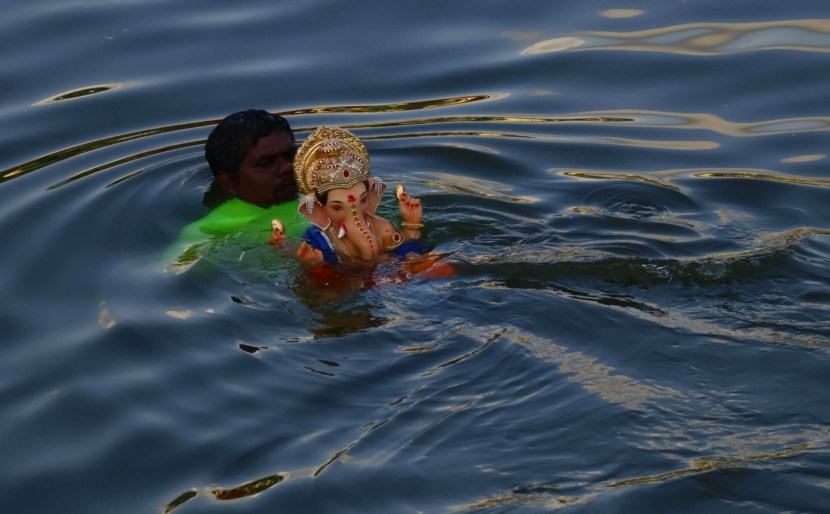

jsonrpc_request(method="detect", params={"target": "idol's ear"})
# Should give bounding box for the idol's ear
[298,194,331,229]
[367,177,387,216]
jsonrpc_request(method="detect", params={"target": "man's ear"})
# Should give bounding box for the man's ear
[216,172,238,196]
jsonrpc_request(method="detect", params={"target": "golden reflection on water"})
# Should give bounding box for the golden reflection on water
[598,137,718,151]
[209,473,286,500]
[452,488,597,512]
[606,444,810,488]
[162,490,197,513]
[421,171,535,203]
[12,94,643,186]
[580,109,830,137]
[562,170,680,191]
[162,474,288,511]
[285,94,499,115]
[501,31,542,41]
[358,123,715,153]
[2,95,504,185]
[161,473,288,512]
[0,123,213,184]
[48,140,202,190]
[560,166,830,193]
[695,170,830,188]
[339,114,632,131]
[521,37,583,54]
[598,9,644,19]
[781,154,826,163]
[453,438,817,511]
[522,19,830,56]
[32,82,137,106]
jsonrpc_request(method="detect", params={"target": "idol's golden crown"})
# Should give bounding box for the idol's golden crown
[294,126,371,195]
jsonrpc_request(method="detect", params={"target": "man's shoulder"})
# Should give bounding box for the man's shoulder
[188,198,301,236]
[174,197,305,251]
[166,197,306,267]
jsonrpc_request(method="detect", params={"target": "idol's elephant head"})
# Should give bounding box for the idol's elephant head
[300,178,387,261]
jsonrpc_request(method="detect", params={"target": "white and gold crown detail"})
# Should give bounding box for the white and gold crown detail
[294,126,371,196]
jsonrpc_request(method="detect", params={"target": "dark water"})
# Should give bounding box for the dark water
[2,1,830,512]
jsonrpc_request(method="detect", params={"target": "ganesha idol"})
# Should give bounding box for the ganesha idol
[270,126,429,267]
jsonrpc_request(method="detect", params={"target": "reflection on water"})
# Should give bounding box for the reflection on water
[598,9,644,19]
[0,121,211,183]
[163,473,287,512]
[3,2,830,513]
[453,438,817,511]
[514,330,681,411]
[564,168,830,189]
[563,170,680,191]
[162,490,197,514]
[694,170,830,188]
[422,171,534,202]
[605,443,811,488]
[781,153,825,163]
[451,327,830,511]
[13,102,829,189]
[32,82,137,106]
[210,472,286,500]
[579,109,830,137]
[522,19,830,56]
[285,94,496,115]
[0,95,498,184]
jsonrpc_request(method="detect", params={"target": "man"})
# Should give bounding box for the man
[170,109,307,265]
[205,109,298,207]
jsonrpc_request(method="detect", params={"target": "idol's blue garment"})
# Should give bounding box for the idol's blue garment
[301,227,340,265]
[301,226,429,265]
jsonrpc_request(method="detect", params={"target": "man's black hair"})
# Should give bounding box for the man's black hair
[204,109,294,178]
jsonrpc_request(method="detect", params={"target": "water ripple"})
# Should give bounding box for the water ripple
[580,109,830,137]
[32,82,138,106]
[694,170,830,188]
[522,19,830,56]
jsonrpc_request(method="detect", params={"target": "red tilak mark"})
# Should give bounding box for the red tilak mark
[348,195,356,203]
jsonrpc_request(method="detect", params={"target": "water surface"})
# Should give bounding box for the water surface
[1,1,829,513]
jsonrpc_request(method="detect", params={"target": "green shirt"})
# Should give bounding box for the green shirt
[168,197,308,266]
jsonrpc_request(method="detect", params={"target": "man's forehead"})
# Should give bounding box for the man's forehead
[246,132,294,156]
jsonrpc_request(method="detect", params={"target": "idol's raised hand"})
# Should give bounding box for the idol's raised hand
[395,184,423,232]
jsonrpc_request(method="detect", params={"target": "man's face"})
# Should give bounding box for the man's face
[222,132,298,207]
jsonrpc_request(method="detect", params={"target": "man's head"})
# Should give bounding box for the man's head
[205,109,298,207]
